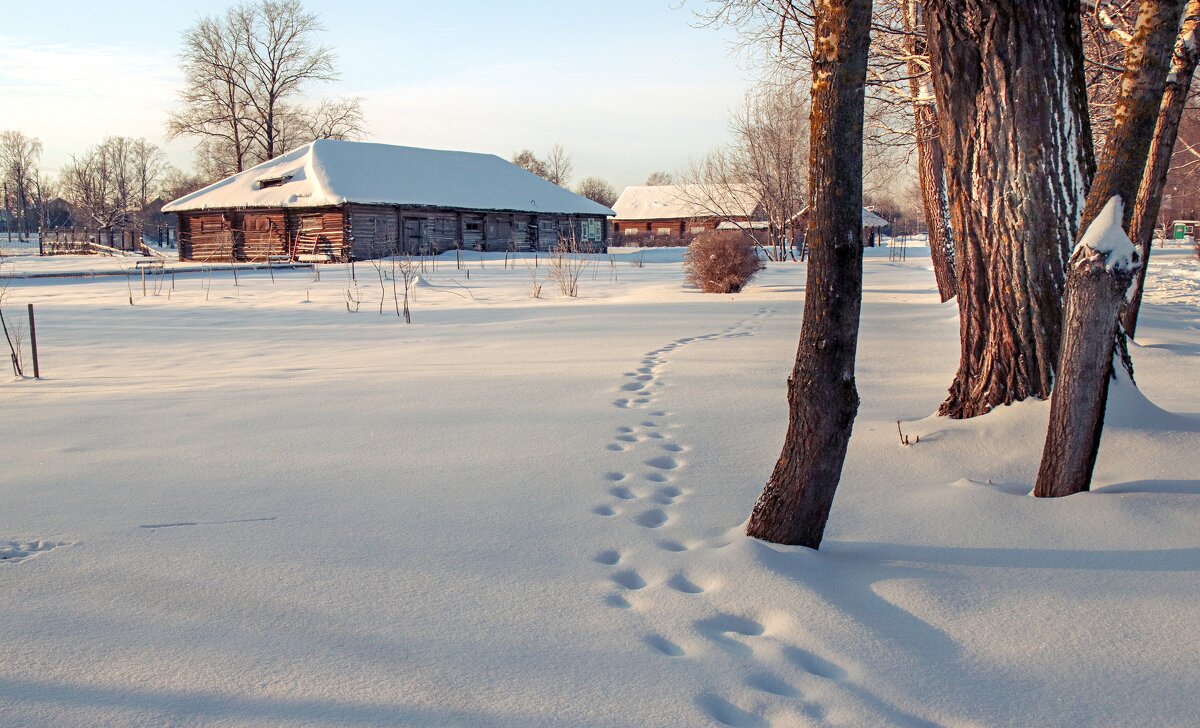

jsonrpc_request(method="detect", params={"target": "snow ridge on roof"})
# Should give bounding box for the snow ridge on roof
[163,140,614,217]
[612,184,761,221]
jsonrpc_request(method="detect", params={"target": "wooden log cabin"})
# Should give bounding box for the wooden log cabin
[610,184,765,245]
[163,140,614,262]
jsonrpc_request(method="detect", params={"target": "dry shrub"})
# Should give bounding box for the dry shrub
[684,231,765,293]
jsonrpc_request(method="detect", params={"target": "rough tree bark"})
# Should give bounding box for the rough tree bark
[746,0,873,548]
[1122,0,1200,339]
[903,0,955,302]
[925,1,1095,418]
[1036,0,1186,499]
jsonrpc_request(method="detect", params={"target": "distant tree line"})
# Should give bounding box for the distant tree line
[511,144,622,208]
[0,127,210,241]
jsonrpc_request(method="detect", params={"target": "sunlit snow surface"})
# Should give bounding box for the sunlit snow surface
[2,243,1198,727]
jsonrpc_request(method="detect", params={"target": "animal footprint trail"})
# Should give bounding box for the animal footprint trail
[593,310,777,604]
[592,308,875,725]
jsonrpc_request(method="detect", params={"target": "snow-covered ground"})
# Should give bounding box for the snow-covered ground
[2,245,1198,727]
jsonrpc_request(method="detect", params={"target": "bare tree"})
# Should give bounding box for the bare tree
[511,145,573,186]
[233,0,337,160]
[162,169,208,202]
[170,0,351,178]
[61,137,165,243]
[543,143,574,186]
[677,81,809,260]
[1123,0,1200,337]
[894,1,955,301]
[168,10,253,176]
[281,97,366,145]
[1037,0,1186,499]
[0,131,43,240]
[128,139,169,233]
[645,171,674,186]
[746,0,873,549]
[28,169,56,234]
[576,177,618,207]
[1082,1,1139,154]
[511,149,548,178]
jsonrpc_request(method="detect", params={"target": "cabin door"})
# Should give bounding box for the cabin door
[403,218,424,254]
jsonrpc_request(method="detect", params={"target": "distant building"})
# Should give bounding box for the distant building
[792,206,891,247]
[163,140,614,262]
[611,184,763,245]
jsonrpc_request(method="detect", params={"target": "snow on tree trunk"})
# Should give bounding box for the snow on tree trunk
[1122,0,1200,339]
[904,1,956,302]
[925,0,1095,419]
[1037,0,1186,499]
[746,0,872,549]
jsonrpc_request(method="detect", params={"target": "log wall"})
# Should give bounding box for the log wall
[241,211,288,261]
[179,213,237,261]
[176,205,609,261]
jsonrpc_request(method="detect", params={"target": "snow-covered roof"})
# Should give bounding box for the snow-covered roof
[163,140,614,217]
[717,221,770,230]
[612,184,761,221]
[794,205,890,228]
[861,208,890,228]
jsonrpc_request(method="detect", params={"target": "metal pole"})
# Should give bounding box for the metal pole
[27,304,39,379]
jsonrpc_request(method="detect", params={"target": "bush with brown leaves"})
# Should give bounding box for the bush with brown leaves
[684,231,766,293]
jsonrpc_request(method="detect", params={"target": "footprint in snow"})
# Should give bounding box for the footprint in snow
[645,634,685,657]
[652,486,683,505]
[609,486,637,500]
[665,573,705,594]
[635,509,669,529]
[745,672,799,698]
[696,693,767,728]
[645,455,680,471]
[594,549,622,565]
[611,570,647,590]
[781,644,849,681]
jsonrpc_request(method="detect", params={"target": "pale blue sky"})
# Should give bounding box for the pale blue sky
[0,1,756,190]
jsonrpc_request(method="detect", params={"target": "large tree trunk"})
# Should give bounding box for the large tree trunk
[904,0,955,302]
[746,0,873,549]
[1122,1,1200,339]
[1037,0,1185,498]
[926,1,1095,419]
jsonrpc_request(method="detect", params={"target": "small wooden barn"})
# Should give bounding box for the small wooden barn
[610,184,763,245]
[163,140,614,262]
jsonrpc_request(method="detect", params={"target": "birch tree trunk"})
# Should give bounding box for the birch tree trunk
[1037,0,1186,498]
[904,0,955,302]
[746,0,873,549]
[1122,0,1200,339]
[925,0,1095,419]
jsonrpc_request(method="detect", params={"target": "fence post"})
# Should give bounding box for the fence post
[27,304,39,379]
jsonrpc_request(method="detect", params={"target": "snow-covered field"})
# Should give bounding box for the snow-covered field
[2,245,1198,727]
